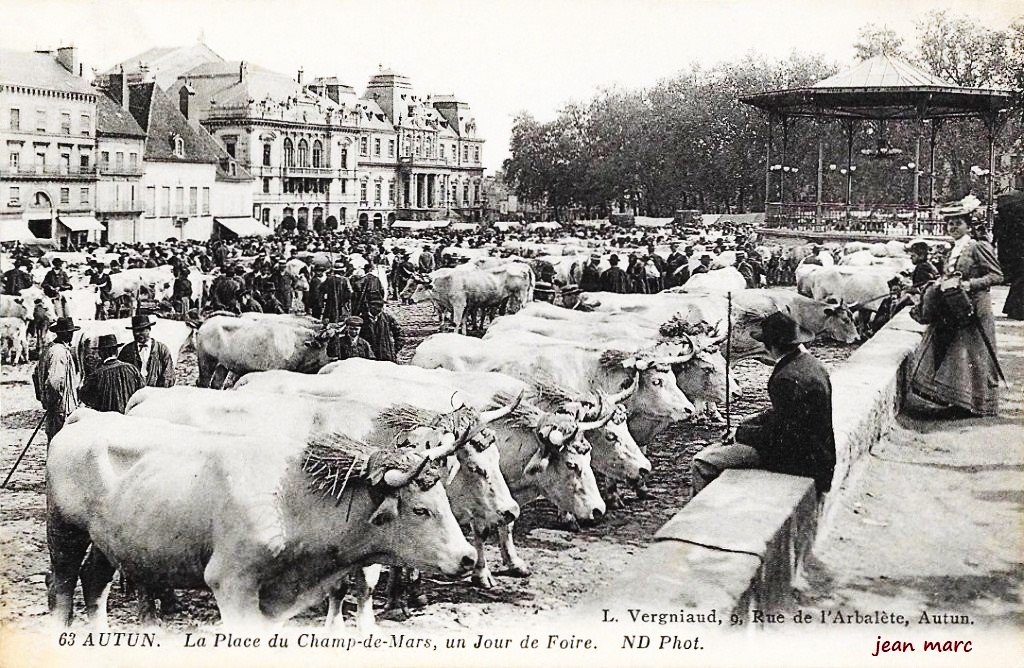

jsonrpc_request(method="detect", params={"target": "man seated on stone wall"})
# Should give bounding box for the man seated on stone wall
[690,312,837,498]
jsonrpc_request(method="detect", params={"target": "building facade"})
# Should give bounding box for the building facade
[0,46,103,248]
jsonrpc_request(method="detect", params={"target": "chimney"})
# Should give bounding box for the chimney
[297,67,304,84]
[238,61,247,83]
[179,82,195,119]
[56,45,78,75]
[119,67,129,111]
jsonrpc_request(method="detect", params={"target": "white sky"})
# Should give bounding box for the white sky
[1,0,1019,171]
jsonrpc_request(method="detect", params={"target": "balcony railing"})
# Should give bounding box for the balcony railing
[95,200,144,213]
[281,165,336,177]
[0,164,97,179]
[98,165,144,177]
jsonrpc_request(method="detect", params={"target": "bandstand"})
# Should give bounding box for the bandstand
[741,55,1015,239]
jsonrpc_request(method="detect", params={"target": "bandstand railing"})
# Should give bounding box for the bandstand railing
[765,202,949,237]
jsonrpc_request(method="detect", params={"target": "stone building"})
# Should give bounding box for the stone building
[0,46,103,248]
[95,91,146,243]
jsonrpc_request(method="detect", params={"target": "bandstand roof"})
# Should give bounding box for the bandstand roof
[741,55,1014,120]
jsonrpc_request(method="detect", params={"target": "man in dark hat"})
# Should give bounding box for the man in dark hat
[870,275,911,334]
[328,315,375,360]
[360,298,402,362]
[351,263,385,318]
[80,335,144,413]
[665,242,687,288]
[600,254,629,293]
[579,254,603,293]
[32,317,82,443]
[690,253,713,276]
[171,265,193,316]
[691,311,836,497]
[560,285,586,310]
[321,262,353,324]
[735,251,756,288]
[41,257,72,297]
[118,314,175,388]
[2,258,33,295]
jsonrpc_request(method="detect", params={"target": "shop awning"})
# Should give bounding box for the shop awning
[0,220,36,242]
[450,222,479,232]
[634,216,673,228]
[215,217,273,237]
[58,215,105,233]
[391,220,434,230]
[527,222,562,231]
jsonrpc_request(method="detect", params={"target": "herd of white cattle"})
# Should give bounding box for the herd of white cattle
[3,235,934,630]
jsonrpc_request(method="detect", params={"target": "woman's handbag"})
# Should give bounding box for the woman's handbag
[938,275,975,328]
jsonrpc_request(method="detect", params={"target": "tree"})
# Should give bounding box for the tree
[854,24,906,60]
[916,10,1009,88]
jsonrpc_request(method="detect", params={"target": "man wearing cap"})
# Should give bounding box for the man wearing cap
[579,254,603,293]
[118,315,175,388]
[361,298,402,362]
[321,262,353,324]
[691,253,713,276]
[870,276,910,334]
[691,311,836,497]
[600,254,629,293]
[328,315,375,361]
[32,317,82,443]
[665,243,687,288]
[80,335,144,413]
[42,257,72,296]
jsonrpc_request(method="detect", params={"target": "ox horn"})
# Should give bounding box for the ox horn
[422,431,460,461]
[660,335,697,365]
[382,452,434,488]
[579,408,615,432]
[479,390,523,425]
[608,371,639,404]
[450,391,465,410]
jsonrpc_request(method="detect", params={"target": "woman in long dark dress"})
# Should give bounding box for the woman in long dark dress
[910,214,1004,416]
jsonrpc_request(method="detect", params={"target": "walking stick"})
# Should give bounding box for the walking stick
[2,413,46,489]
[724,291,733,435]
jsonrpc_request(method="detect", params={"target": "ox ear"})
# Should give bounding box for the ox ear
[369,495,399,526]
[524,448,549,476]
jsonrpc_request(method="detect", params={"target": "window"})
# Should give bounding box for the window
[60,187,69,204]
[474,146,480,163]
[263,142,272,166]
[100,151,109,169]
[202,187,210,215]
[283,138,294,167]
[297,139,308,167]
[374,138,381,157]
[36,110,46,132]
[440,144,445,160]
[388,139,395,157]
[340,148,348,169]
[35,150,46,167]
[474,183,480,203]
[312,140,322,168]
[115,152,124,171]
[60,153,70,173]
[340,179,347,194]
[173,136,184,158]
[79,154,89,169]
[374,182,382,203]
[463,145,469,161]
[80,114,90,136]
[360,137,368,156]
[8,152,18,168]
[340,207,347,222]
[224,138,236,158]
[229,162,237,177]
[80,187,88,205]
[175,187,184,215]
[388,180,394,203]
[129,152,138,170]
[60,113,71,135]
[189,187,198,215]
[162,187,170,215]
[262,178,270,194]
[145,186,155,216]
[9,108,19,131]
[9,186,20,203]
[360,181,367,203]
[463,183,469,204]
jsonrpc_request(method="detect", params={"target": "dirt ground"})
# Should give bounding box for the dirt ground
[0,298,857,632]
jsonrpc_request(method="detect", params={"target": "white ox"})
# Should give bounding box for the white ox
[0,316,29,364]
[74,317,196,373]
[409,262,534,333]
[672,266,747,294]
[412,331,697,445]
[109,266,175,301]
[195,313,326,388]
[47,408,477,628]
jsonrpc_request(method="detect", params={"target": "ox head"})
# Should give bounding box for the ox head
[376,393,523,536]
[302,433,476,577]
[533,376,650,484]
[820,299,859,344]
[408,274,435,305]
[605,339,697,422]
[495,394,606,524]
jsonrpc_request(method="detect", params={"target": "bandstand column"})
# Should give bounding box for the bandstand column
[815,132,824,227]
[764,115,773,212]
[844,120,855,225]
[780,116,789,205]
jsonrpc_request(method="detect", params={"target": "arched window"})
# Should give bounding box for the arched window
[173,136,184,158]
[283,138,294,167]
[312,140,323,168]
[297,139,308,167]
[262,142,272,166]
